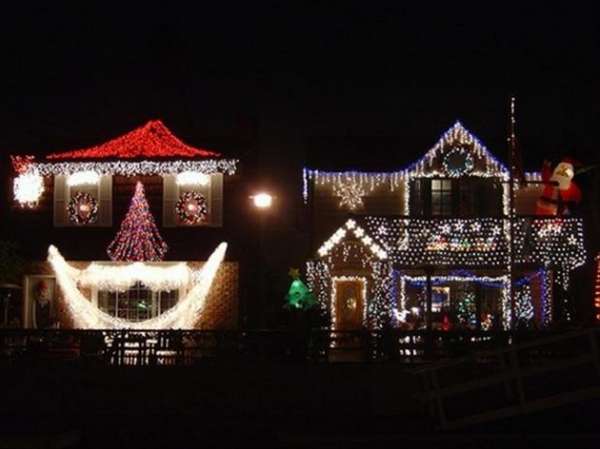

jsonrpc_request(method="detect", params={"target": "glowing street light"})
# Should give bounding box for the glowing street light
[252,192,273,209]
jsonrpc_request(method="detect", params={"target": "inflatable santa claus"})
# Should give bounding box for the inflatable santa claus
[536,158,581,216]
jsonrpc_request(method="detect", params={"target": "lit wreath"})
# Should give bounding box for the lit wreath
[176,191,208,224]
[442,147,475,177]
[67,191,98,224]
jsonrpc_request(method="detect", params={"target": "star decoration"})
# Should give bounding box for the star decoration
[470,222,482,232]
[288,268,301,279]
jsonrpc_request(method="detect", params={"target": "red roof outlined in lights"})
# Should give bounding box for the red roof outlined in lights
[46,120,221,160]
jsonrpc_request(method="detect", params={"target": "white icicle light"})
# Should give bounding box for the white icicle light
[67,170,101,187]
[175,171,210,186]
[47,243,227,329]
[14,172,44,207]
[77,262,192,292]
[29,159,238,177]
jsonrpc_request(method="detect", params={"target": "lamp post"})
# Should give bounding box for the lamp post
[250,192,274,328]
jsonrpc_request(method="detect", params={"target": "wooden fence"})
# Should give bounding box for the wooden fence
[415,327,600,429]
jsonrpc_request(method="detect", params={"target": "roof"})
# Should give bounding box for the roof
[305,121,511,175]
[405,121,509,177]
[317,218,388,260]
[46,120,221,160]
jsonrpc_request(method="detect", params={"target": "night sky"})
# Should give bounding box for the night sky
[1,4,598,172]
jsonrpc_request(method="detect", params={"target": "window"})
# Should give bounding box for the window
[53,174,112,227]
[431,179,453,216]
[97,282,178,322]
[410,178,503,217]
[458,179,503,217]
[162,173,223,227]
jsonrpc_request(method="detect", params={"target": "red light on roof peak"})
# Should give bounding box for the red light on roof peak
[47,119,221,160]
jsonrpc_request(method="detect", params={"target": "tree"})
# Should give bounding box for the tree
[107,182,168,261]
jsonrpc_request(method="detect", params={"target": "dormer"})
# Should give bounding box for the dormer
[406,121,510,217]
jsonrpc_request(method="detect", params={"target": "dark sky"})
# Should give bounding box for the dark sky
[1,3,598,171]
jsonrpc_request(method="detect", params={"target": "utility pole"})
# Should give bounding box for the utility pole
[507,96,520,331]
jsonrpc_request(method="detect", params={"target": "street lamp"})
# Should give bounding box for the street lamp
[251,192,273,209]
[249,191,275,329]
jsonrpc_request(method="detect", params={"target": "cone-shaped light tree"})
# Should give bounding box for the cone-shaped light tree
[107,182,168,261]
[515,284,534,325]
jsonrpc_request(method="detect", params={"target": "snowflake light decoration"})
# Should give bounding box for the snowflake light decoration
[334,182,366,210]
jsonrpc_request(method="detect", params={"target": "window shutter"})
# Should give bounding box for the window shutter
[98,175,113,227]
[409,179,429,217]
[162,175,178,227]
[196,177,211,223]
[209,173,223,227]
[53,175,68,227]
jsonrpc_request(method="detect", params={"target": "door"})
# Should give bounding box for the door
[333,277,366,330]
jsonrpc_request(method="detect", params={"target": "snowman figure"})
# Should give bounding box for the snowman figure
[536,158,581,216]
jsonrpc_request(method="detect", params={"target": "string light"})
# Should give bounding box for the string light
[303,122,583,330]
[306,261,331,316]
[514,283,534,324]
[330,276,367,330]
[302,122,515,211]
[11,121,237,198]
[25,159,238,178]
[67,170,101,187]
[47,120,220,160]
[107,182,168,261]
[77,262,193,292]
[48,243,227,329]
[595,255,600,321]
[441,147,475,177]
[13,172,44,207]
[175,171,210,186]
[364,217,585,276]
[317,219,387,260]
[334,182,366,210]
[311,215,580,330]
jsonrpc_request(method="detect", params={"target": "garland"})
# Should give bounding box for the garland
[176,191,208,225]
[67,191,98,224]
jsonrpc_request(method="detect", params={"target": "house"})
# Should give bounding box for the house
[9,120,243,329]
[304,122,586,331]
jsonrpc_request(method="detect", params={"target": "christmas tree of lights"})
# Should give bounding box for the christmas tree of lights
[107,182,168,261]
[515,284,534,325]
[456,292,476,328]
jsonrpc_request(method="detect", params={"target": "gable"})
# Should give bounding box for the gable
[405,121,509,179]
[317,219,388,260]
